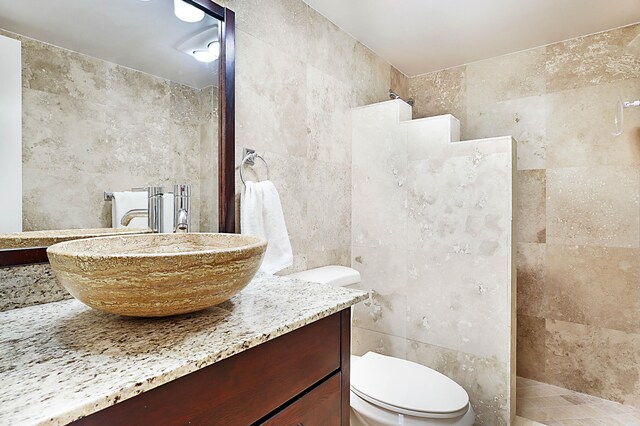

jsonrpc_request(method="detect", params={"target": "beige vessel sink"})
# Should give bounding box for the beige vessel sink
[47,233,267,317]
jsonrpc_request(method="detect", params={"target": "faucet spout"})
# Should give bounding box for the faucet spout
[175,209,189,233]
[173,184,191,233]
[118,187,165,232]
[120,209,148,227]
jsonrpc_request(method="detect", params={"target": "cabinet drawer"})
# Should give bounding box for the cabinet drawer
[262,373,342,426]
[72,312,342,426]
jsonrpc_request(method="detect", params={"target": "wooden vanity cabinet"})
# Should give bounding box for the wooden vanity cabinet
[262,373,342,425]
[72,309,351,426]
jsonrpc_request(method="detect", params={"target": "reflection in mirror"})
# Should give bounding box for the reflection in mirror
[0,0,219,239]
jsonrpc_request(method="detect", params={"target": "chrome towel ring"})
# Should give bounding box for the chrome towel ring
[240,150,270,185]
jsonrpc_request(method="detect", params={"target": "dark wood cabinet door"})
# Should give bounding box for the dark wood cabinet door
[262,373,341,426]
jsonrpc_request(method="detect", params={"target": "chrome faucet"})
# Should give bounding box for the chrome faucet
[119,187,165,232]
[173,184,191,233]
[120,209,148,226]
[147,186,165,233]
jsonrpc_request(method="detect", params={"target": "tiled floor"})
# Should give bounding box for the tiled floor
[517,377,640,425]
[515,415,545,425]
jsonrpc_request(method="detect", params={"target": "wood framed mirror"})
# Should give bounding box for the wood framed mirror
[0,0,235,267]
[187,0,236,235]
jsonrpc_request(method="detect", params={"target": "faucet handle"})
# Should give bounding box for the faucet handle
[174,184,191,197]
[146,186,166,198]
[130,186,166,196]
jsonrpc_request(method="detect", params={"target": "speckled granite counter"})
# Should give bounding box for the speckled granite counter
[0,264,71,312]
[0,273,367,425]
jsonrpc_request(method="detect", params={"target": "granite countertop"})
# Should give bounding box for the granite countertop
[0,274,367,425]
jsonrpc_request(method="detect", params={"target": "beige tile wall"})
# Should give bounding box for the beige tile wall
[351,100,516,425]
[6,0,410,270]
[217,0,408,273]
[0,30,218,232]
[409,23,640,407]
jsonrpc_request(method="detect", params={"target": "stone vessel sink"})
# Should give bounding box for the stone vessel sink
[47,233,267,317]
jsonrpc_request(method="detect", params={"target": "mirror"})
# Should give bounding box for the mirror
[0,0,223,239]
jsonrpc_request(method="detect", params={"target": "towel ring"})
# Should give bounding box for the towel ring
[240,152,270,185]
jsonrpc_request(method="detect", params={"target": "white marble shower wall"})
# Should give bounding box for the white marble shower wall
[351,99,516,425]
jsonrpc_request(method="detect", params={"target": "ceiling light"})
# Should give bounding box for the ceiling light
[207,41,220,59]
[174,0,204,23]
[192,50,216,63]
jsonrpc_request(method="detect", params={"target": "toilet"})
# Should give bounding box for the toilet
[287,265,475,426]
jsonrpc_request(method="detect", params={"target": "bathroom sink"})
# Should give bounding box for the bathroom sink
[47,233,267,317]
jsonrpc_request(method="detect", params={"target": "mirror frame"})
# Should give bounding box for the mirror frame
[187,0,236,234]
[0,0,235,267]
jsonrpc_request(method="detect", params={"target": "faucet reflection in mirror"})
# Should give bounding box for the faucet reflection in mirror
[173,184,191,233]
[105,185,191,233]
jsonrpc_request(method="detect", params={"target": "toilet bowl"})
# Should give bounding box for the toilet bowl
[286,266,475,426]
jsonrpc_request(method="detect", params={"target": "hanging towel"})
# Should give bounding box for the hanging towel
[241,180,293,274]
[111,191,148,229]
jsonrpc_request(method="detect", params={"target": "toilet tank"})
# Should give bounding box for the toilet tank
[286,265,361,287]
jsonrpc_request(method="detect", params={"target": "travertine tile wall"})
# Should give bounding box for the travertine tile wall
[6,0,409,269]
[409,23,640,408]
[217,0,407,273]
[351,100,516,425]
[0,30,218,232]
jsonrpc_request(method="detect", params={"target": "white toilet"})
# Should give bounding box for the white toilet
[287,265,475,426]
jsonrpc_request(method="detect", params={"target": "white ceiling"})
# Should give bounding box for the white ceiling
[303,0,640,77]
[0,0,219,88]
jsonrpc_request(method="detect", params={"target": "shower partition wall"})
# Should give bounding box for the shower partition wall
[350,99,516,426]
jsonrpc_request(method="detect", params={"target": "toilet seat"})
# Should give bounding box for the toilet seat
[351,352,470,419]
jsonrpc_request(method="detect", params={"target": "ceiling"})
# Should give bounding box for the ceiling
[303,0,640,77]
[0,0,219,88]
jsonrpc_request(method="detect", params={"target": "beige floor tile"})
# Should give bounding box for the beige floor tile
[518,396,578,408]
[543,404,608,420]
[606,414,640,425]
[516,377,640,426]
[546,420,602,426]
[590,401,635,415]
[560,393,607,406]
[519,376,543,388]
[515,415,546,425]
[518,405,555,423]
[519,383,574,398]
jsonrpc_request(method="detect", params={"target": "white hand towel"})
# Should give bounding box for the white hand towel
[112,191,148,229]
[161,193,174,233]
[241,180,293,274]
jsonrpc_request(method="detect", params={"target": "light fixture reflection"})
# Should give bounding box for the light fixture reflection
[208,41,220,58]
[174,0,204,23]
[192,50,216,63]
